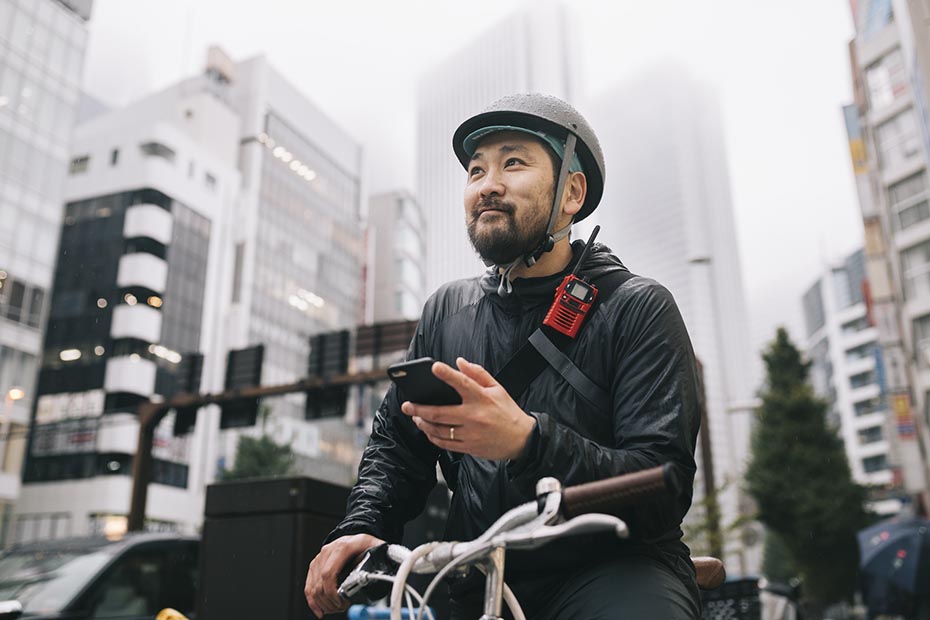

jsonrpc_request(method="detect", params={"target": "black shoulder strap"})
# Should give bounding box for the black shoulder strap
[494,268,636,408]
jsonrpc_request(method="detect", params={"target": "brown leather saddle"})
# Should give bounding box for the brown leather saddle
[692,556,726,590]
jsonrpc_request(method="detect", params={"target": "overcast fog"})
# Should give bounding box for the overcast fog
[79,0,861,372]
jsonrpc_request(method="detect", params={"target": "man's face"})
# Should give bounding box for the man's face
[464,131,557,265]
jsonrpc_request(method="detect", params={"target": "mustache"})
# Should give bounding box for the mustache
[473,198,515,216]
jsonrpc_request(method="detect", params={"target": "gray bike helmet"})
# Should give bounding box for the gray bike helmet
[452,93,605,222]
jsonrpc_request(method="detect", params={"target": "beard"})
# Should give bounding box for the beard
[466,196,551,265]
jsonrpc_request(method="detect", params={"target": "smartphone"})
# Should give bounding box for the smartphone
[387,357,462,406]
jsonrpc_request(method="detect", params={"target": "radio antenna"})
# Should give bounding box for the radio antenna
[571,225,600,277]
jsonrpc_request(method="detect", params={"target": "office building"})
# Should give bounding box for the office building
[802,249,904,514]
[0,0,94,538]
[366,190,427,323]
[14,48,367,538]
[587,65,759,573]
[844,0,930,505]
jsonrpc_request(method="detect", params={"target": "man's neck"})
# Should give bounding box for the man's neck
[501,237,574,281]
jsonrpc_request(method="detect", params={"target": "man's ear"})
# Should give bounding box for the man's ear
[561,172,587,218]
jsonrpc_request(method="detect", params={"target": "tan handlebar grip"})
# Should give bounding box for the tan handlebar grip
[561,464,676,518]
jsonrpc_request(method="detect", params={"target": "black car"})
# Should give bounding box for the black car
[0,533,198,619]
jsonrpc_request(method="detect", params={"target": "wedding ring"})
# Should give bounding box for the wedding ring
[449,426,455,441]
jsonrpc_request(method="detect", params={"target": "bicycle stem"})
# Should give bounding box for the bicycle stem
[479,546,507,620]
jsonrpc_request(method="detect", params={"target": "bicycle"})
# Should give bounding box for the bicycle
[338,464,726,620]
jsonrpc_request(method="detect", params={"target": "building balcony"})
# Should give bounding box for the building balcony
[96,413,139,453]
[839,325,878,349]
[116,253,167,293]
[853,411,887,430]
[110,304,162,343]
[103,356,156,397]
[855,20,899,68]
[880,151,924,189]
[855,439,891,459]
[844,353,876,377]
[124,203,173,246]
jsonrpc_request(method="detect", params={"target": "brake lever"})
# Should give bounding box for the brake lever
[338,543,399,602]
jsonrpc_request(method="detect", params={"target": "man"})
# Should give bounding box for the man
[305,94,701,619]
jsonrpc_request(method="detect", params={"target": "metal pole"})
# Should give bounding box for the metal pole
[128,401,169,532]
[126,367,391,532]
[695,359,723,560]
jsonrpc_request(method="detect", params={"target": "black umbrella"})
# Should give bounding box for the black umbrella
[857,515,930,616]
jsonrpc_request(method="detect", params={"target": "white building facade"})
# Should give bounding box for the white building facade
[845,0,930,504]
[13,49,367,539]
[586,65,759,574]
[13,79,240,540]
[802,249,904,515]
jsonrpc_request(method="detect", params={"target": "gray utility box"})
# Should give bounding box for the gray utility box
[197,476,350,620]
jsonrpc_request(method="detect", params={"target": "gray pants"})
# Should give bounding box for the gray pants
[450,555,700,620]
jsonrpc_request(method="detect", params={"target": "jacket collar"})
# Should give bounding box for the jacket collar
[478,241,627,312]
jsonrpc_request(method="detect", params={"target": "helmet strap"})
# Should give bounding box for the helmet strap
[496,133,578,297]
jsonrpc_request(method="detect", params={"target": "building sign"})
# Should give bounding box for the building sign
[891,392,916,439]
[36,390,104,424]
[32,418,99,456]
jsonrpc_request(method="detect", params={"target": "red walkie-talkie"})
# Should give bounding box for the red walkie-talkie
[543,226,601,338]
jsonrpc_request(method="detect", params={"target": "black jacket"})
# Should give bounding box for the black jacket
[327,242,701,606]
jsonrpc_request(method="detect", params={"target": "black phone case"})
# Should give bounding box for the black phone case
[387,357,462,405]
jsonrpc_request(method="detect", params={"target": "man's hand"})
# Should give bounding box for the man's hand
[401,357,536,460]
[304,533,384,618]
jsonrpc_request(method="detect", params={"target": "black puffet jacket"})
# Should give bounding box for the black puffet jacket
[327,242,701,606]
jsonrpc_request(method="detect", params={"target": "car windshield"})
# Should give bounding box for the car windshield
[0,546,116,615]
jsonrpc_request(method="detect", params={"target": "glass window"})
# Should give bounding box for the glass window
[903,238,930,300]
[854,397,882,417]
[850,370,876,389]
[845,343,874,365]
[862,0,894,37]
[6,280,25,322]
[0,546,113,614]
[858,425,884,445]
[889,171,927,208]
[110,149,119,166]
[139,142,175,163]
[876,109,922,173]
[862,454,889,473]
[866,49,907,112]
[79,542,198,618]
[26,286,44,328]
[841,316,871,335]
[68,155,89,175]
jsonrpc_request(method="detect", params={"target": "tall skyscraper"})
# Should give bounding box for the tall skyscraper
[13,48,367,539]
[416,1,578,294]
[0,0,94,536]
[367,190,427,324]
[802,249,904,514]
[844,0,930,506]
[587,65,759,573]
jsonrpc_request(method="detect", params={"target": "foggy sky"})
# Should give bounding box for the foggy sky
[79,0,861,371]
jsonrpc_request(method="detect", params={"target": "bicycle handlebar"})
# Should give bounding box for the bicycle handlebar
[561,464,677,518]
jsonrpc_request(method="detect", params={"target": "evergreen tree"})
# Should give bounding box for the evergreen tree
[219,434,296,481]
[746,328,868,607]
